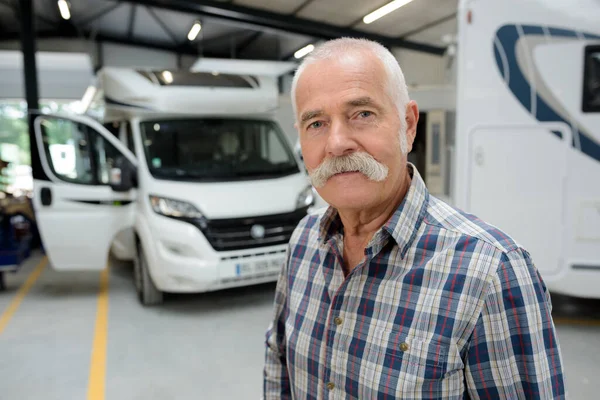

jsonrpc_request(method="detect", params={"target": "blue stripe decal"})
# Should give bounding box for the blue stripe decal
[548,27,578,38]
[522,25,544,35]
[495,24,600,163]
[493,41,505,81]
[497,25,532,112]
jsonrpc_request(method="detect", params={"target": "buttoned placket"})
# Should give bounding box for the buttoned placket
[319,234,386,398]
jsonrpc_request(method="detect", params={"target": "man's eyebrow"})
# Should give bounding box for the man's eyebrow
[300,110,324,123]
[346,97,379,108]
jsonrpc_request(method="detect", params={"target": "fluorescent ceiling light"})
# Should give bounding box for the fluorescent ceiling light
[162,71,173,84]
[57,0,71,20]
[294,44,315,59]
[187,21,202,41]
[363,0,414,24]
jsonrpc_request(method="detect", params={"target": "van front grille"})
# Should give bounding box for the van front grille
[193,208,308,251]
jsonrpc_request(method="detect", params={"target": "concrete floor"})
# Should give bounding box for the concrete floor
[1,252,599,400]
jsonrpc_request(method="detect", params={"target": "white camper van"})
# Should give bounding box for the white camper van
[29,60,314,304]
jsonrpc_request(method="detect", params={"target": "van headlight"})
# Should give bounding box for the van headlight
[149,195,203,219]
[296,186,315,209]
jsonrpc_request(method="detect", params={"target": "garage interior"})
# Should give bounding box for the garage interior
[1,0,599,399]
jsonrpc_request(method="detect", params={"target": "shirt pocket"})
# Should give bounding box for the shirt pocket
[377,335,450,381]
[352,329,464,398]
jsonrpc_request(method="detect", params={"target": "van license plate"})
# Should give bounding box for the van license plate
[235,258,285,277]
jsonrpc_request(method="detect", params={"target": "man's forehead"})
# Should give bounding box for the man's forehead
[295,55,386,109]
[298,53,382,87]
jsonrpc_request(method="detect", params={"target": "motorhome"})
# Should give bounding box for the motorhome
[408,0,600,299]
[29,59,315,305]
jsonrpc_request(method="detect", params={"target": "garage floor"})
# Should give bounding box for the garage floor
[1,252,599,399]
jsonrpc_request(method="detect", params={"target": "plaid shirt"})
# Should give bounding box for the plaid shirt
[263,164,565,399]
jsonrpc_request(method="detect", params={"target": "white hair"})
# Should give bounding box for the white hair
[290,38,410,154]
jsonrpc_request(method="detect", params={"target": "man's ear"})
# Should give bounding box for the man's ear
[405,100,419,151]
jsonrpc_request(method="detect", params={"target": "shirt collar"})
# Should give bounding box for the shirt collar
[318,163,429,259]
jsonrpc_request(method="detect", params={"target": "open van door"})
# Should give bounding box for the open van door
[30,113,137,271]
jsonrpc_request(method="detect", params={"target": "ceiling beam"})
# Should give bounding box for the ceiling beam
[0,29,224,57]
[78,3,122,26]
[116,0,445,55]
[127,4,137,40]
[146,6,179,45]
[235,31,262,55]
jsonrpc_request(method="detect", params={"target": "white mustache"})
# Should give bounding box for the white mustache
[309,152,389,188]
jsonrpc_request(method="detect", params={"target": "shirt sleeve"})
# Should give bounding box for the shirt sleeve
[465,247,566,399]
[263,246,292,399]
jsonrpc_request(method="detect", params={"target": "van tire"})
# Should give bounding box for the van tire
[134,242,163,306]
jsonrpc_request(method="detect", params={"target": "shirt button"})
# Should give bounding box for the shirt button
[400,342,409,352]
[326,382,335,390]
[334,317,343,326]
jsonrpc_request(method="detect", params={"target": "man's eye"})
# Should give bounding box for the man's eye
[358,111,373,118]
[309,121,323,129]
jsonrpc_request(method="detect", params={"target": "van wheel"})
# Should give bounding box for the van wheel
[134,242,163,306]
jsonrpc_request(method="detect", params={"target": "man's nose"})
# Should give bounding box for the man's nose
[325,119,358,157]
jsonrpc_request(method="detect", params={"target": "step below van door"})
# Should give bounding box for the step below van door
[30,113,138,271]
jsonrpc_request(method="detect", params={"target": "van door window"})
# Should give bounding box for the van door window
[38,117,123,186]
[39,118,95,184]
[583,45,600,112]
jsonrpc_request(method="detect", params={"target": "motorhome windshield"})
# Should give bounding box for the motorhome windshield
[140,119,300,181]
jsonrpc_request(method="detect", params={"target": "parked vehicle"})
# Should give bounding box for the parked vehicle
[29,59,314,305]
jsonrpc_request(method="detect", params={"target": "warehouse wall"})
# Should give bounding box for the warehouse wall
[393,48,450,86]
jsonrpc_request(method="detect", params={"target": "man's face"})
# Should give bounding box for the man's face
[295,53,417,211]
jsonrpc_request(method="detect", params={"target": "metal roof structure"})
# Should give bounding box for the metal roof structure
[0,0,458,60]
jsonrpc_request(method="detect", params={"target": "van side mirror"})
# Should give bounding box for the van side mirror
[110,156,137,192]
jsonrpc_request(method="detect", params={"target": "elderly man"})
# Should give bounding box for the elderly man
[263,38,565,399]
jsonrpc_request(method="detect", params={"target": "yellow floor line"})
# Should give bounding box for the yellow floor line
[87,266,110,400]
[0,256,48,335]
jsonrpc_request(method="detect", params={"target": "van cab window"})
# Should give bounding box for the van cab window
[39,117,122,185]
[139,118,299,181]
[583,45,600,112]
